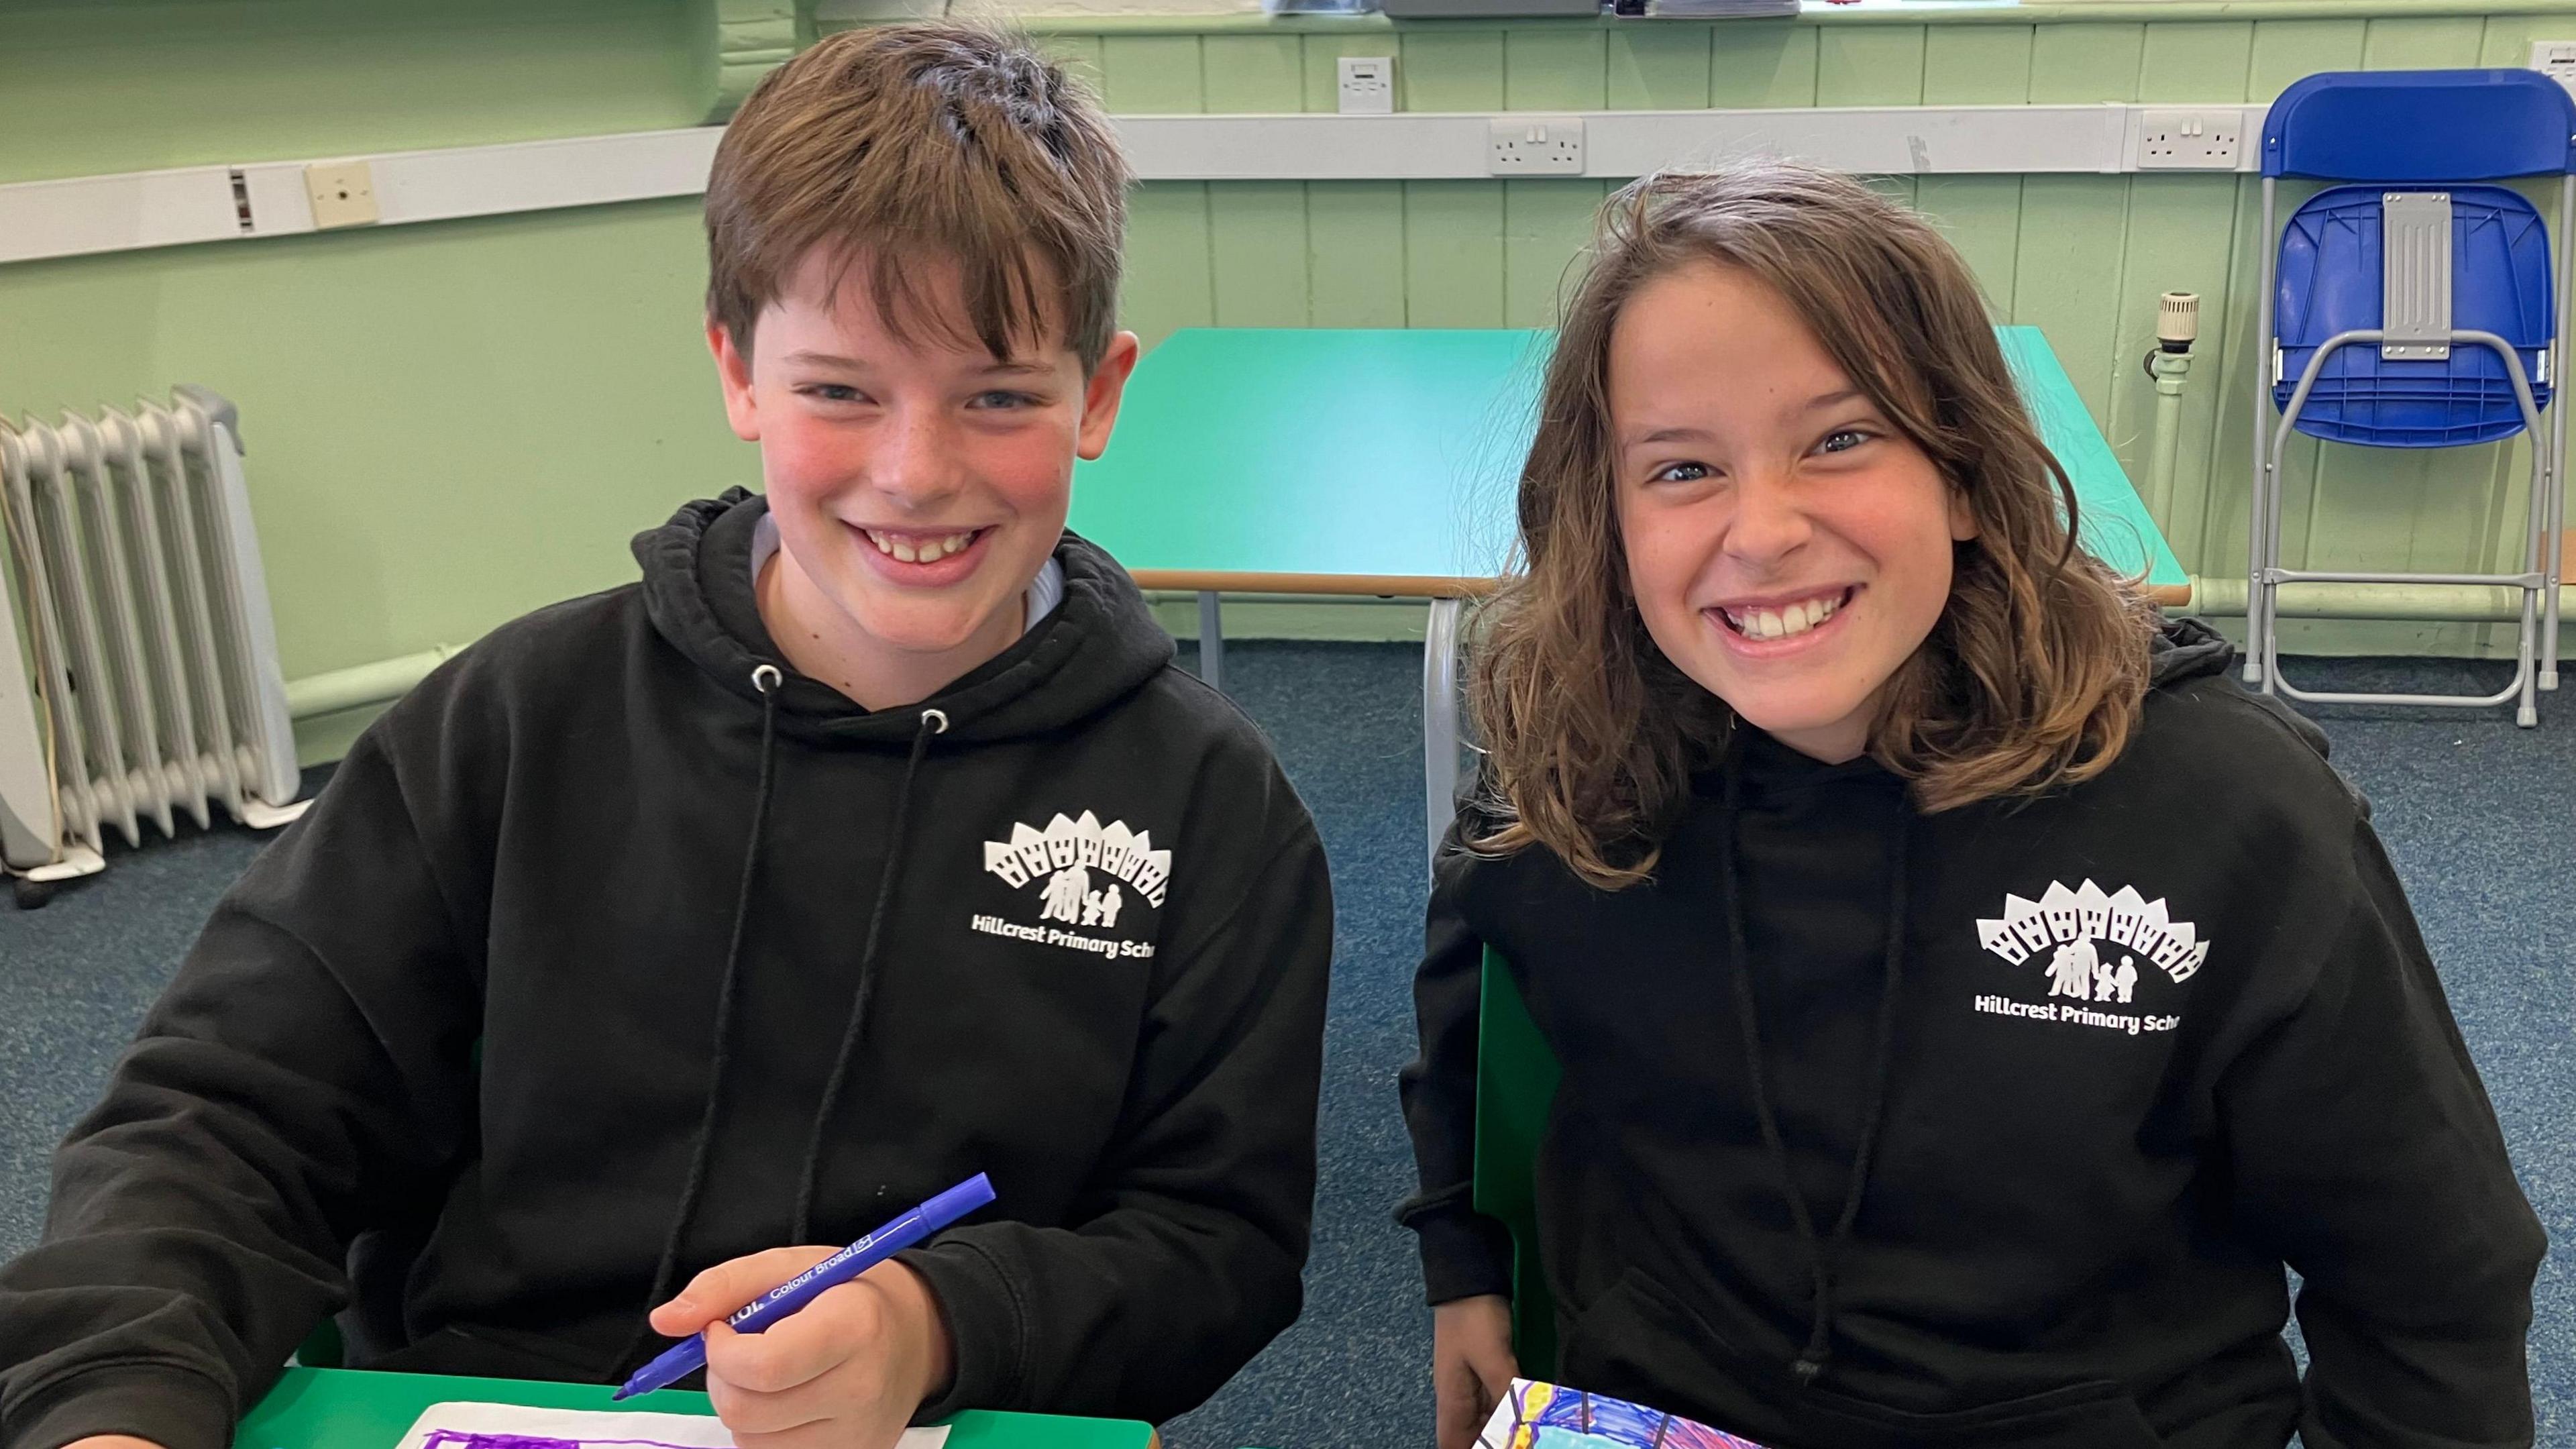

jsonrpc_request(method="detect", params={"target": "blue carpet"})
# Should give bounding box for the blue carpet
[1,644,2567,1449]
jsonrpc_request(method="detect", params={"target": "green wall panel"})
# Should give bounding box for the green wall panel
[1122,183,1218,341]
[0,0,714,185]
[1922,26,2034,105]
[1100,34,1206,111]
[1817,25,1925,105]
[1399,30,1505,109]
[1708,20,1817,108]
[2247,19,2367,99]
[1210,182,1313,326]
[2363,14,2497,67]
[1917,176,2025,321]
[1403,182,1507,327]
[2027,21,2141,102]
[1308,183,1409,327]
[1607,28,1713,110]
[2137,23,2254,103]
[1503,180,1607,327]
[1204,33,1303,110]
[1505,28,1607,110]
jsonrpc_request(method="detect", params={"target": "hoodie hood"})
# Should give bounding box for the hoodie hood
[635,489,1175,744]
[2147,612,2234,689]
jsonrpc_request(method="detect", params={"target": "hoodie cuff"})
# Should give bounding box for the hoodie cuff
[8,1361,236,1449]
[1409,1205,1517,1307]
[898,1238,1021,1424]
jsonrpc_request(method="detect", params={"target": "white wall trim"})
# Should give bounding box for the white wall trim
[0,103,2267,267]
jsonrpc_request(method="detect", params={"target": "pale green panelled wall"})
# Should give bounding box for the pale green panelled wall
[994,9,2576,663]
[3,3,2573,765]
[0,0,757,761]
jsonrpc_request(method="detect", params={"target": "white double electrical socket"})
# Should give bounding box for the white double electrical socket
[1488,117,1585,176]
[1336,56,1394,115]
[2136,109,2242,170]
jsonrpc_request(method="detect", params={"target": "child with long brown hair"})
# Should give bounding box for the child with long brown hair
[1399,162,2542,1449]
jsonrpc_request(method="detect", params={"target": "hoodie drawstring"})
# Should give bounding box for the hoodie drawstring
[789,705,947,1242]
[609,663,786,1379]
[1716,735,1911,1390]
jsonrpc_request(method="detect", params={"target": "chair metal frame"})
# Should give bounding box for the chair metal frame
[2247,70,2573,727]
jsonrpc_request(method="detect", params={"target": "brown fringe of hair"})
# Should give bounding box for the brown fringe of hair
[1471,162,2158,889]
[704,23,1128,370]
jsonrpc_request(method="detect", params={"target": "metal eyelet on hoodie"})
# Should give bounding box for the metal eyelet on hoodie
[921,708,949,735]
[751,663,783,694]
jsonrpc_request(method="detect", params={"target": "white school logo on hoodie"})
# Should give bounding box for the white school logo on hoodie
[1969,879,2206,1034]
[967,811,1165,960]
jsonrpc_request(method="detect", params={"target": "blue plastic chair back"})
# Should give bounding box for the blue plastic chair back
[2273,184,2556,446]
[2265,70,2576,181]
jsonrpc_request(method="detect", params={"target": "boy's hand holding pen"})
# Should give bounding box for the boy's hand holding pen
[635,1175,987,1449]
[651,1251,954,1449]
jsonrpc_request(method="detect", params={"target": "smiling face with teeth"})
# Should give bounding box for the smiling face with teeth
[712,247,1138,710]
[1611,260,1977,764]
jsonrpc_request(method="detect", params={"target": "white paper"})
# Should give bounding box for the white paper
[396,1401,950,1449]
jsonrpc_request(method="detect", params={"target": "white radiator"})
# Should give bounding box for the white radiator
[1,386,305,888]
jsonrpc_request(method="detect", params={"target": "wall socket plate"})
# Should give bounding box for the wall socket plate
[1488,117,1585,176]
[1336,56,1394,115]
[305,161,380,227]
[2136,108,2242,170]
[2532,40,2576,96]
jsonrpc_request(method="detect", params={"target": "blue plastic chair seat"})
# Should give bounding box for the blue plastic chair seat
[2272,183,2555,447]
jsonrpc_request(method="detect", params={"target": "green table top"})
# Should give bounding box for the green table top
[1070,326,2187,592]
[235,1367,1153,1449]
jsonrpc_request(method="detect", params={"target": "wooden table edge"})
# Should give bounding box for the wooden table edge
[1130,570,2196,610]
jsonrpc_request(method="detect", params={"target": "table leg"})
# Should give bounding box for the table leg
[1197,591,1223,692]
[1423,596,1462,872]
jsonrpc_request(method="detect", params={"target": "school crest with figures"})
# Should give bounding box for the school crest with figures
[968,810,1166,959]
[1970,879,2207,1035]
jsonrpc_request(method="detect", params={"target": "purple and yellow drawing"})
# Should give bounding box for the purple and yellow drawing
[1477,1378,1769,1449]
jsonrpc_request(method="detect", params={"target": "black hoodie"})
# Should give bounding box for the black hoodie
[1399,620,2544,1449]
[0,491,1333,1449]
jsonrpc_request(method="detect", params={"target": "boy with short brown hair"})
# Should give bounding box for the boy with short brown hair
[0,25,1332,1449]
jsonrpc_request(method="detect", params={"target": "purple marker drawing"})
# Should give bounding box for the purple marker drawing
[421,1436,709,1449]
[401,1400,943,1449]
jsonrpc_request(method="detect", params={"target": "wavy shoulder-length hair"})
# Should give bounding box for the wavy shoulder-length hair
[1470,162,2157,889]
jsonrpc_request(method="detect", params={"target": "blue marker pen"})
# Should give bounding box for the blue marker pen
[613,1173,996,1401]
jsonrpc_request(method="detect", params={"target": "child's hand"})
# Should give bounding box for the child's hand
[651,1250,954,1449]
[1432,1294,1517,1449]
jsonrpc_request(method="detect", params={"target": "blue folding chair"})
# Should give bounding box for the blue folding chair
[2251,70,2573,726]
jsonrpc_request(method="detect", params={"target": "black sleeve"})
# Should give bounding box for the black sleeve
[2221,820,2545,1449]
[1393,833,1515,1307]
[0,721,484,1449]
[901,815,1332,1426]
